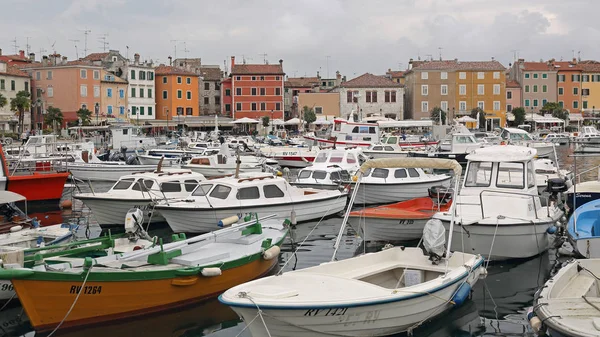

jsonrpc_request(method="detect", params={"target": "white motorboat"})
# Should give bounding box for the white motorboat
[532,258,600,337]
[499,127,555,157]
[362,135,434,159]
[136,149,189,166]
[349,164,451,205]
[291,149,363,190]
[410,132,483,166]
[154,172,347,233]
[542,133,570,145]
[182,144,265,177]
[433,145,565,261]
[73,169,206,226]
[573,126,600,144]
[220,157,486,337]
[258,146,319,168]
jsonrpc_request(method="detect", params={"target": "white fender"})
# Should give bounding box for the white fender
[10,226,22,233]
[218,215,240,228]
[263,246,281,260]
[201,267,222,277]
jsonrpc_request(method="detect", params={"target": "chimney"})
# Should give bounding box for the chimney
[62,56,68,65]
[0,48,2,56]
[0,62,6,73]
[279,59,283,66]
[336,70,341,80]
[518,58,525,62]
[572,57,578,64]
[134,53,140,65]
[168,56,172,66]
[316,70,320,79]
[491,56,495,61]
[42,55,49,66]
[230,56,235,73]
[28,53,35,62]
[19,50,25,58]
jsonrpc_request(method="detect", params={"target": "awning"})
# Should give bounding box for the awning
[569,113,584,121]
[524,114,565,124]
[456,116,477,123]
[231,117,259,124]
[284,118,302,125]
[377,120,433,128]
[359,157,462,176]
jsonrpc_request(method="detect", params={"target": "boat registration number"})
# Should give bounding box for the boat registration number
[69,285,102,295]
[398,220,414,225]
[304,308,348,317]
[0,283,13,292]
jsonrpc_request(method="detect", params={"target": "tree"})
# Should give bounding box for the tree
[430,107,446,125]
[10,91,31,134]
[76,108,92,126]
[261,116,270,128]
[0,93,7,109]
[44,106,63,134]
[302,105,317,125]
[511,107,526,127]
[470,107,486,129]
[541,101,569,121]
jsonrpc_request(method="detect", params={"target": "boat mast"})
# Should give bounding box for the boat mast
[332,172,363,261]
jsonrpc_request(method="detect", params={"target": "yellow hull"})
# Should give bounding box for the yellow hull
[14,257,277,331]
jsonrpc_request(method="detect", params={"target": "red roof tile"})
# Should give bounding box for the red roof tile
[506,79,520,88]
[80,52,110,62]
[285,77,319,88]
[411,60,506,71]
[520,62,555,71]
[0,64,30,78]
[579,60,600,72]
[231,63,284,75]
[155,65,198,76]
[198,67,222,81]
[342,73,403,88]
[553,61,583,71]
[386,70,405,78]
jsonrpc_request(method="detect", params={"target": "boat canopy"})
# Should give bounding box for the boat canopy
[465,145,536,162]
[377,120,433,128]
[0,191,26,204]
[358,157,462,176]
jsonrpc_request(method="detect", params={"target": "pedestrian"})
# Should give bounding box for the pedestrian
[21,130,27,145]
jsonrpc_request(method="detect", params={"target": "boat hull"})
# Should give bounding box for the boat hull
[182,165,263,178]
[362,151,409,159]
[289,182,341,190]
[6,172,68,201]
[353,178,451,205]
[67,165,163,182]
[137,156,180,166]
[13,254,279,332]
[157,195,347,233]
[354,217,428,241]
[73,197,165,226]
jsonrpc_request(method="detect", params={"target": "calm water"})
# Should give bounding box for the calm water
[1,144,599,337]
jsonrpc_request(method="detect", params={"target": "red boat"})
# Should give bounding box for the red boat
[0,146,69,202]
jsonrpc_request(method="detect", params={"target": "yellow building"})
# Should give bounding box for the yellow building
[580,61,600,112]
[100,70,128,120]
[297,92,340,119]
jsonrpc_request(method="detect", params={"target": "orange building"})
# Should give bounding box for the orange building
[555,59,583,112]
[155,65,199,121]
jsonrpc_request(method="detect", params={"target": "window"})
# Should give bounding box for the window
[573,101,579,109]
[119,89,125,98]
[441,85,448,95]
[251,76,256,81]
[533,85,538,93]
[192,184,213,197]
[497,162,525,189]
[312,171,327,180]
[465,161,492,187]
[177,90,182,99]
[558,74,565,82]
[477,84,484,95]
[139,88,144,98]
[507,91,512,99]
[132,180,154,192]
[276,102,281,110]
[459,101,466,111]
[583,75,590,82]
[107,105,113,115]
[251,103,257,111]
[507,104,512,112]
[119,106,125,115]
[47,87,54,97]
[421,85,428,96]
[225,104,231,112]
[80,85,87,97]
[112,178,134,190]
[394,169,407,178]
[131,87,136,98]
[275,87,281,95]
[140,106,145,115]
[225,89,231,96]
[160,181,181,193]
[584,101,589,109]
[148,107,153,115]
[421,101,428,112]
[493,71,500,79]
[162,76,167,84]
[371,168,389,178]
[251,88,257,96]
[185,107,192,116]
[186,91,192,100]
[441,72,448,80]
[407,168,420,178]
[493,84,500,95]
[47,71,53,80]
[525,85,530,93]
[459,85,466,95]
[148,71,154,80]
[210,185,231,199]
[525,73,530,79]
[131,106,137,115]
[385,91,390,102]
[525,99,530,107]
[235,187,260,200]
[35,72,40,80]
[542,99,547,106]
[236,102,242,111]
[147,89,152,98]
[131,70,136,80]
[372,91,377,103]
[533,73,539,79]
[477,101,484,110]
[177,77,182,84]
[477,72,484,79]
[107,88,112,97]
[390,91,396,103]
[80,69,87,79]
[421,72,428,80]
[459,72,466,79]
[10,80,15,91]
[260,102,266,110]
[204,97,209,105]
[441,101,448,111]
[572,74,581,82]
[276,76,281,80]
[181,180,197,192]
[235,76,241,81]
[494,101,500,111]
[558,87,564,95]
[139,71,145,80]
[542,85,547,93]
[186,77,191,85]
[582,88,590,96]
[162,90,167,99]
[236,88,242,95]
[574,87,579,95]
[260,88,266,95]
[559,101,564,108]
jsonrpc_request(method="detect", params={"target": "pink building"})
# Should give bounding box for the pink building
[506,79,521,112]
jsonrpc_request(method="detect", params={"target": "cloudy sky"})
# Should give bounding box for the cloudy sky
[1,0,597,78]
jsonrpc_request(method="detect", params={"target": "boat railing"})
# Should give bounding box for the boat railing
[479,190,543,219]
[573,165,600,184]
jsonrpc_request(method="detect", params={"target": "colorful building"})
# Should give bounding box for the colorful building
[385,69,406,85]
[578,61,600,112]
[509,60,558,113]
[285,76,319,118]
[336,73,404,120]
[124,53,156,121]
[404,60,457,120]
[297,92,340,119]
[229,56,285,120]
[0,61,30,131]
[555,59,583,113]
[99,70,128,121]
[221,77,232,117]
[154,65,199,121]
[505,79,521,112]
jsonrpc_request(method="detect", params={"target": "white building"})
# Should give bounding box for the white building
[0,61,30,131]
[124,54,156,120]
[336,73,404,121]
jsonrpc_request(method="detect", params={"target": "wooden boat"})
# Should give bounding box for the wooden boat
[0,214,287,332]
[532,258,600,337]
[350,188,452,241]
[220,157,486,337]
[567,199,600,258]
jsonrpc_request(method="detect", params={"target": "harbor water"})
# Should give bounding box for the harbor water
[2,144,599,337]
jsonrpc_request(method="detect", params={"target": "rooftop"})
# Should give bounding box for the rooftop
[198,67,222,81]
[285,77,319,88]
[80,52,110,62]
[506,79,521,88]
[0,63,30,78]
[155,65,198,76]
[231,63,284,75]
[579,60,600,72]
[386,70,406,78]
[520,61,556,71]
[342,73,403,88]
[410,59,507,71]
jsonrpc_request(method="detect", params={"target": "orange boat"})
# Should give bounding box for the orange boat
[350,189,452,241]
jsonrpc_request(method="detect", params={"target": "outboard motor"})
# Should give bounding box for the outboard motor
[126,155,138,165]
[428,186,453,204]
[422,219,446,265]
[124,208,153,241]
[546,177,568,204]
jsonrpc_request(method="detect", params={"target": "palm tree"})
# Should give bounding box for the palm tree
[10,91,31,134]
[0,93,7,109]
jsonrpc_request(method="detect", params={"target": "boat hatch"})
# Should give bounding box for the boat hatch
[356,267,444,289]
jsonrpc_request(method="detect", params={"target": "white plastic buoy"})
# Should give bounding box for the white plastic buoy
[530,316,542,334]
[290,210,297,226]
[9,225,22,233]
[201,267,222,277]
[263,246,281,260]
[218,215,240,228]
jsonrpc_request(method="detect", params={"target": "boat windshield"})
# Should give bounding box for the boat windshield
[371,168,389,178]
[329,155,343,163]
[314,153,328,163]
[497,162,525,189]
[510,133,533,141]
[209,184,232,199]
[313,171,327,180]
[192,184,213,196]
[465,162,493,187]
[161,181,182,193]
[454,135,476,143]
[132,179,154,192]
[386,137,397,144]
[298,170,311,179]
[112,178,135,190]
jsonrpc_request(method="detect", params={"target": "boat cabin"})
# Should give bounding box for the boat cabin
[109,169,206,196]
[312,149,363,171]
[362,167,429,183]
[111,125,157,151]
[332,120,380,143]
[500,128,534,142]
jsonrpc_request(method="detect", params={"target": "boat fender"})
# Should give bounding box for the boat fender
[290,210,297,226]
[201,267,222,277]
[451,283,471,307]
[218,215,240,228]
[527,308,543,334]
[546,226,557,235]
[263,246,280,260]
[10,225,22,233]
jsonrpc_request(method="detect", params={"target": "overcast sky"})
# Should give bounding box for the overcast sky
[1,0,597,79]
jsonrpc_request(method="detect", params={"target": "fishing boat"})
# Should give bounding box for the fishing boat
[135,149,190,166]
[410,132,483,166]
[349,164,451,205]
[542,133,569,145]
[572,125,600,144]
[566,199,600,258]
[433,145,566,260]
[532,258,600,337]
[73,169,207,226]
[155,172,347,233]
[220,157,486,337]
[349,186,453,241]
[362,134,435,159]
[0,214,287,332]
[303,119,381,147]
[499,127,555,157]
[182,144,265,177]
[291,149,363,190]
[534,158,573,195]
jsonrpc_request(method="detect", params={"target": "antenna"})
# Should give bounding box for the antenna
[572,49,575,59]
[38,47,47,58]
[50,41,56,54]
[79,28,92,56]
[182,41,189,59]
[425,54,433,61]
[398,62,403,70]
[10,37,18,54]
[170,40,179,60]
[510,49,519,62]
[326,55,331,78]
[438,47,443,60]
[259,52,268,64]
[98,33,109,52]
[578,50,581,62]
[69,39,80,59]
[25,37,31,55]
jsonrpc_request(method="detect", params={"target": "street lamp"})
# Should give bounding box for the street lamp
[95,103,100,126]
[531,106,535,131]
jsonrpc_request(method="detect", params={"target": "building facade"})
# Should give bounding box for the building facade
[173,58,223,115]
[580,61,600,112]
[337,73,404,120]
[385,69,406,85]
[0,61,30,131]
[285,76,319,119]
[555,60,583,113]
[229,56,285,120]
[404,61,457,120]
[505,79,521,112]
[124,54,156,120]
[297,92,340,119]
[509,60,558,113]
[154,65,199,121]
[99,69,128,121]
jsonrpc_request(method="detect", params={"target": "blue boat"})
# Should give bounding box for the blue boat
[567,199,600,258]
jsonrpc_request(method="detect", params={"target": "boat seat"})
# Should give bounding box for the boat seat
[170,248,230,266]
[339,261,400,279]
[46,257,87,268]
[559,275,598,298]
[218,233,264,245]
